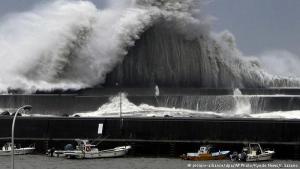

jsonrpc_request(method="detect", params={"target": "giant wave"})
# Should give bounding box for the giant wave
[0,0,299,93]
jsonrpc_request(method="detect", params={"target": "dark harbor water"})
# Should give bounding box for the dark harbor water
[0,155,299,169]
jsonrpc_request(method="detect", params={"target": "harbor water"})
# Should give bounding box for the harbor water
[0,155,299,169]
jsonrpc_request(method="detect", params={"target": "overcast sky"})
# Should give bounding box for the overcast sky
[0,0,299,57]
[204,0,300,57]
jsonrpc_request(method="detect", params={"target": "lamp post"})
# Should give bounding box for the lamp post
[11,105,32,169]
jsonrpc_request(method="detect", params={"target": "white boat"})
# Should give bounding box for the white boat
[57,139,131,159]
[0,143,35,156]
[231,143,275,162]
[181,145,230,160]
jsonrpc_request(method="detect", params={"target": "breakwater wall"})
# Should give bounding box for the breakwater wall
[0,117,299,159]
[1,90,300,115]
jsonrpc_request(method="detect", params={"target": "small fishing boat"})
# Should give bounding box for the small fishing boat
[230,143,275,162]
[181,145,230,160]
[0,143,35,156]
[53,139,131,159]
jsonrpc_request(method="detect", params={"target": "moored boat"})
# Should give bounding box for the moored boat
[181,145,230,160]
[0,143,35,156]
[52,139,131,159]
[230,143,275,162]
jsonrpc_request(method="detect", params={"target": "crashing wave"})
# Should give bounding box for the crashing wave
[0,0,299,92]
[73,93,300,119]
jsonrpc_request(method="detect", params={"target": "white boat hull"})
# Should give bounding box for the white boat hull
[246,153,274,162]
[99,146,130,158]
[65,150,100,159]
[0,148,35,156]
[64,146,131,159]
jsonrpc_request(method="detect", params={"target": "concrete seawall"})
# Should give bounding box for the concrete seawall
[1,93,300,115]
[0,117,299,159]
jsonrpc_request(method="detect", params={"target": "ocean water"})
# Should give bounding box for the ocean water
[0,155,299,169]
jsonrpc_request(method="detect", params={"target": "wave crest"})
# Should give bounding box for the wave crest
[0,0,298,92]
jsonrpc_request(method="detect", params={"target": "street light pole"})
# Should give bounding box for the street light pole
[11,105,32,169]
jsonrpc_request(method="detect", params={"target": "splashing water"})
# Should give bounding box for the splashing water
[0,0,155,92]
[233,88,251,116]
[73,93,221,118]
[72,93,300,119]
[0,0,299,93]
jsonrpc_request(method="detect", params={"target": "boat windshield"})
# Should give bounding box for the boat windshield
[249,144,262,155]
[208,147,219,153]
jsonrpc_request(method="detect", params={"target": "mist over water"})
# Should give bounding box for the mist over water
[0,0,299,92]
[259,50,300,77]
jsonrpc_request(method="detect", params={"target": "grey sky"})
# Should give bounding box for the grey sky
[0,0,299,57]
[204,0,300,56]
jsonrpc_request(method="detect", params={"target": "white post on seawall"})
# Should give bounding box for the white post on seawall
[11,105,32,169]
[120,92,122,118]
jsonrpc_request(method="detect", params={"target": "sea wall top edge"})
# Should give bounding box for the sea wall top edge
[1,116,300,122]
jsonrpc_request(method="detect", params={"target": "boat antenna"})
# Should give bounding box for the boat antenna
[95,135,110,146]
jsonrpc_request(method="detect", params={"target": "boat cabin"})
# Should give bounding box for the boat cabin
[246,143,263,156]
[198,145,219,154]
[2,143,15,151]
[74,139,96,152]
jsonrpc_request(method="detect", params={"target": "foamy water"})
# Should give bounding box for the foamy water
[72,92,300,119]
